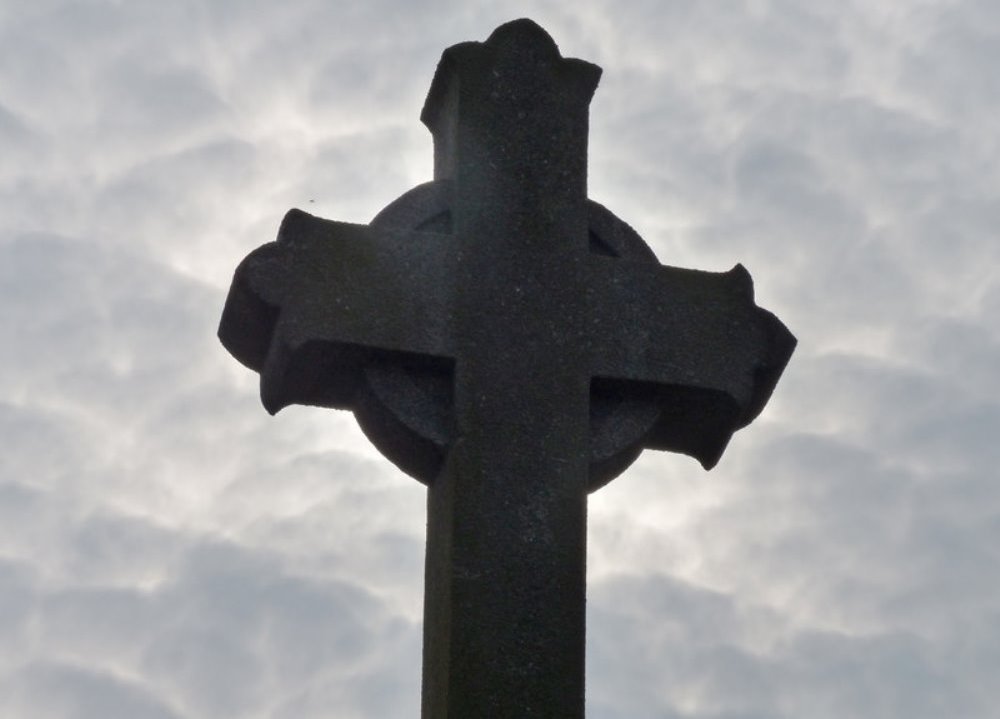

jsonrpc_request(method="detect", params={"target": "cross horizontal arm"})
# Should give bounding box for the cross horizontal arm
[588,259,761,396]
[586,257,795,466]
[219,210,457,413]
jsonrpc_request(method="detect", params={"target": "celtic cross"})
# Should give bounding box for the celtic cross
[220,19,795,718]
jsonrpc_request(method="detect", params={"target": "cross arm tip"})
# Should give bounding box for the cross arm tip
[421,19,602,133]
[218,242,286,373]
[737,308,797,428]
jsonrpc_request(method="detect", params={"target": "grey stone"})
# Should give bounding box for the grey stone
[219,18,795,718]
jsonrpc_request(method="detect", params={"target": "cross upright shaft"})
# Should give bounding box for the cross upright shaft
[420,23,600,716]
[218,18,796,719]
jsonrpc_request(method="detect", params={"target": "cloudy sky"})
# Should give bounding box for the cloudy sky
[3,1,999,717]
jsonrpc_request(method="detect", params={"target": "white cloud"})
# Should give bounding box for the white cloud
[2,1,999,717]
[1,661,182,719]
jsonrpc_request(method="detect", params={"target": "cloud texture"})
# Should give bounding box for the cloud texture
[2,1,998,716]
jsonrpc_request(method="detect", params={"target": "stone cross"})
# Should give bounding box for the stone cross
[219,19,795,718]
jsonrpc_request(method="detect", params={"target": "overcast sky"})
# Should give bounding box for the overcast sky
[2,1,999,717]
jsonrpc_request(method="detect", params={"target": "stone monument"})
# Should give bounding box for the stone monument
[219,18,795,718]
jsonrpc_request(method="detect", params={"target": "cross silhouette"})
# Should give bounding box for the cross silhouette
[220,19,795,718]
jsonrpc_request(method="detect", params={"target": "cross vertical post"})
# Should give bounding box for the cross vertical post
[419,24,599,716]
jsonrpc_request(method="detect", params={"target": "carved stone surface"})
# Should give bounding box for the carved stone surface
[219,18,795,718]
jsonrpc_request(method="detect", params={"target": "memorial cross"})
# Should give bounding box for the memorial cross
[219,19,795,718]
